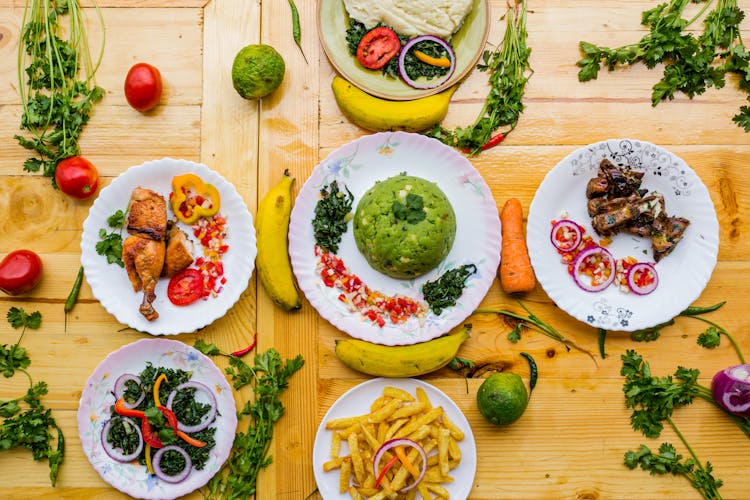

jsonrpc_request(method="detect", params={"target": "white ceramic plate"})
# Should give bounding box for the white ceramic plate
[81,158,256,335]
[318,0,489,100]
[527,139,719,331]
[288,131,501,346]
[312,378,476,499]
[77,338,238,500]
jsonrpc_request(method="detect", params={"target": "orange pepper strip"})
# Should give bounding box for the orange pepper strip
[175,430,207,448]
[153,373,167,408]
[114,398,145,419]
[395,445,420,479]
[413,49,452,68]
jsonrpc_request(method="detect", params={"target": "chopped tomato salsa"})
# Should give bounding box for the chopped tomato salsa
[192,214,229,298]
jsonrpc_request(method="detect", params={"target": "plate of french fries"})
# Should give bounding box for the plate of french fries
[313,378,476,499]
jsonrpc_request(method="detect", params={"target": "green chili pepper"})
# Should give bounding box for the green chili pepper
[679,301,726,316]
[288,0,308,64]
[598,328,607,359]
[520,352,537,392]
[64,266,84,313]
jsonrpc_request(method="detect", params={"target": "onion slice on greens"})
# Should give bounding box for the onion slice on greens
[550,219,583,252]
[373,438,427,492]
[398,35,456,89]
[711,365,750,418]
[626,262,658,295]
[101,416,143,463]
[152,445,192,483]
[165,380,217,433]
[113,373,145,409]
[571,245,615,292]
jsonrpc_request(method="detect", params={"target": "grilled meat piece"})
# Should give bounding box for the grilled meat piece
[599,159,644,197]
[587,193,641,217]
[586,173,609,199]
[162,221,194,278]
[591,194,663,236]
[127,187,167,241]
[122,235,165,321]
[651,215,690,262]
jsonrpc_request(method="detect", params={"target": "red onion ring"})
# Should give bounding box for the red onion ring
[550,219,583,252]
[626,262,658,295]
[398,35,456,89]
[101,416,143,463]
[572,246,615,292]
[113,373,145,409]
[165,381,217,433]
[152,445,192,483]
[372,438,427,492]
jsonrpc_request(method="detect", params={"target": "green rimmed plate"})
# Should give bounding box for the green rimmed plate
[318,0,490,100]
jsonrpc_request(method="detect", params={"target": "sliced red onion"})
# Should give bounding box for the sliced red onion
[165,381,217,433]
[152,445,192,483]
[626,262,658,295]
[398,35,456,89]
[101,416,143,463]
[372,438,427,493]
[712,365,750,417]
[113,373,145,409]
[572,246,615,292]
[550,219,583,252]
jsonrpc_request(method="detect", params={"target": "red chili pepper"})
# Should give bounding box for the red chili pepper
[141,417,164,449]
[374,454,400,488]
[461,132,506,153]
[114,398,145,419]
[231,333,257,357]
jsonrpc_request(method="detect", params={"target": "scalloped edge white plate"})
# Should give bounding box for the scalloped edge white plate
[527,139,719,331]
[80,158,256,335]
[312,378,476,499]
[77,338,238,500]
[288,132,501,345]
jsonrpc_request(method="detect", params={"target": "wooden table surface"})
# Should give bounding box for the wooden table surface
[0,0,749,498]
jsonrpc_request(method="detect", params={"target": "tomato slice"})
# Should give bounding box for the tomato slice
[167,268,203,306]
[356,27,401,70]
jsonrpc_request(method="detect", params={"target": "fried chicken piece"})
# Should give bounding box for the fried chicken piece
[162,221,194,278]
[123,235,165,321]
[127,187,167,241]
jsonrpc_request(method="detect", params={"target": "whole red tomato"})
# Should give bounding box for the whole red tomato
[0,250,43,295]
[55,156,99,199]
[124,63,163,112]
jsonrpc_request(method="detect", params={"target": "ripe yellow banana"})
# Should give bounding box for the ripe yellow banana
[331,76,457,133]
[255,169,301,311]
[335,326,471,377]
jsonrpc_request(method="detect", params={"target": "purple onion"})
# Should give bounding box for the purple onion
[398,35,456,89]
[550,219,583,252]
[712,365,750,418]
[626,262,659,295]
[571,246,615,292]
[101,416,143,463]
[113,373,145,409]
[165,380,217,433]
[152,445,192,483]
[372,437,427,492]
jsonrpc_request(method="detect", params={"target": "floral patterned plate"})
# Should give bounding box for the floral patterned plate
[527,139,719,331]
[288,131,501,346]
[77,339,237,499]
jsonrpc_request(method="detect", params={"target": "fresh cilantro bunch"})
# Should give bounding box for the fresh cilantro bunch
[577,0,750,131]
[96,209,127,267]
[15,0,105,184]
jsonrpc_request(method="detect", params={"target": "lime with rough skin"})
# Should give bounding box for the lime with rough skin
[477,372,529,425]
[232,44,285,99]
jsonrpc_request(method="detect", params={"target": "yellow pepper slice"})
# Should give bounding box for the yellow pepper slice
[170,173,221,224]
[413,50,452,68]
[395,445,421,479]
[145,444,154,475]
[153,373,167,407]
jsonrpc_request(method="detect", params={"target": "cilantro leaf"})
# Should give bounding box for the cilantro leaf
[697,327,722,349]
[392,193,426,224]
[6,308,42,330]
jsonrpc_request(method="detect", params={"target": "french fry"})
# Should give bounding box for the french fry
[331,431,341,458]
[391,401,427,419]
[370,395,389,413]
[360,422,380,452]
[348,486,364,500]
[438,428,451,477]
[425,466,454,483]
[415,387,432,408]
[417,482,435,500]
[340,459,352,494]
[426,481,451,499]
[324,456,349,472]
[448,436,462,461]
[365,398,401,423]
[398,406,441,437]
[326,415,361,430]
[384,418,408,441]
[348,433,365,485]
[440,410,465,441]
[383,386,415,401]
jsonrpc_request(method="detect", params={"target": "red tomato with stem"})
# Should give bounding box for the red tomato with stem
[124,62,163,112]
[167,268,203,306]
[55,156,99,199]
[356,27,401,70]
[0,250,43,295]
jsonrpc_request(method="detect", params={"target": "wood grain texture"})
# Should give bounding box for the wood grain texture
[0,0,749,499]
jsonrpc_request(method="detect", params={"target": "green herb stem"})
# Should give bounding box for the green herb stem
[688,315,746,364]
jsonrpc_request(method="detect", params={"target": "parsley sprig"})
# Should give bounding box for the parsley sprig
[427,0,532,154]
[195,341,304,499]
[0,308,64,486]
[95,209,126,267]
[16,0,105,183]
[577,0,750,131]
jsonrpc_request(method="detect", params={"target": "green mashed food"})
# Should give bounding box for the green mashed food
[353,174,456,279]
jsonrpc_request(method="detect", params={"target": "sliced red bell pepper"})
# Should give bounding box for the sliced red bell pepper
[141,417,164,449]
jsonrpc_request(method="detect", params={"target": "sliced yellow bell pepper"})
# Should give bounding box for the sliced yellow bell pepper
[170,173,221,224]
[145,444,154,475]
[413,50,452,68]
[153,373,167,407]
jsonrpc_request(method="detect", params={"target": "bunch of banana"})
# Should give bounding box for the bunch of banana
[331,76,457,133]
[255,169,301,311]
[334,325,471,377]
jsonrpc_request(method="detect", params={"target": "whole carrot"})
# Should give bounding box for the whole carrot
[499,198,536,293]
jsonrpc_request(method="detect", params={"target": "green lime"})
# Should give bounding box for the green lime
[476,372,528,425]
[231,44,285,100]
